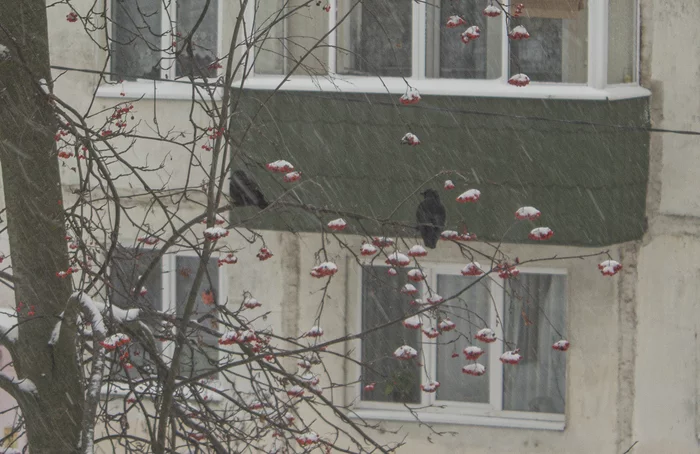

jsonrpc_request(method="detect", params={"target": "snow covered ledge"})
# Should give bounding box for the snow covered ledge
[238,75,651,101]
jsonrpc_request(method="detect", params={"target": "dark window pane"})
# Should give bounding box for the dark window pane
[337,0,412,77]
[361,266,420,404]
[111,0,162,80]
[175,256,220,378]
[109,247,163,380]
[435,275,490,403]
[176,0,219,78]
[503,274,567,414]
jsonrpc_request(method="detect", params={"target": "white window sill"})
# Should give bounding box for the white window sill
[96,81,223,101]
[239,75,650,101]
[350,406,565,431]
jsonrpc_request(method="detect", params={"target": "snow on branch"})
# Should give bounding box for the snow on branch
[93,300,139,324]
[0,309,18,344]
[71,291,105,336]
[0,372,37,399]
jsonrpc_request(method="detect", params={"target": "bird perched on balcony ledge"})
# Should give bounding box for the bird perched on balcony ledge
[229,170,269,209]
[416,189,446,249]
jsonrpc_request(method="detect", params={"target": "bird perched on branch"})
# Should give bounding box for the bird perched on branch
[416,189,446,249]
[229,170,269,209]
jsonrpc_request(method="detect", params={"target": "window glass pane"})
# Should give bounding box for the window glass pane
[435,275,490,403]
[111,0,162,81]
[337,0,412,77]
[253,0,286,75]
[503,273,567,414]
[175,256,220,378]
[361,266,420,404]
[109,247,163,380]
[426,0,502,79]
[510,0,588,83]
[608,0,637,83]
[176,0,219,78]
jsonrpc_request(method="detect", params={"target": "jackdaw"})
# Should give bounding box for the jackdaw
[416,189,446,249]
[229,170,269,209]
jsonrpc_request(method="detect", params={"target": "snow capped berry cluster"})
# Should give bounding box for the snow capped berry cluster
[257,247,273,261]
[217,253,238,267]
[203,227,229,241]
[372,237,395,248]
[508,73,531,87]
[266,160,294,173]
[475,328,497,343]
[464,346,485,360]
[401,283,418,295]
[310,261,338,278]
[552,339,570,351]
[399,88,421,105]
[100,333,130,350]
[243,297,261,309]
[456,189,481,203]
[461,26,481,44]
[515,206,541,220]
[327,218,347,231]
[444,180,455,190]
[401,132,421,145]
[599,260,622,276]
[304,326,324,338]
[403,315,422,329]
[462,363,486,376]
[386,252,411,267]
[483,5,502,16]
[509,25,530,40]
[218,329,256,345]
[500,349,522,365]
[361,243,378,256]
[461,262,484,276]
[446,15,466,28]
[421,381,440,393]
[529,227,554,241]
[407,245,427,257]
[407,269,426,282]
[393,345,418,360]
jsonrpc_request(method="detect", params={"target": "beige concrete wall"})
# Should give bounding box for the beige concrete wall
[634,1,700,453]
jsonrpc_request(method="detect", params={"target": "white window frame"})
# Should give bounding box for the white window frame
[348,262,568,431]
[242,0,649,101]
[97,0,224,99]
[102,249,229,396]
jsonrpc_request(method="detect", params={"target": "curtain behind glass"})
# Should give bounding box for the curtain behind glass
[337,0,412,77]
[176,0,219,78]
[111,0,162,80]
[175,256,220,378]
[509,2,588,83]
[426,0,501,79]
[435,275,491,403]
[503,274,566,414]
[253,0,286,75]
[361,266,420,404]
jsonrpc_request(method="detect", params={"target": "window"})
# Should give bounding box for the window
[110,0,219,81]
[107,248,223,382]
[357,265,567,429]
[247,0,642,97]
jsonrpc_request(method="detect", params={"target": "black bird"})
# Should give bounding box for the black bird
[416,189,446,249]
[229,170,269,209]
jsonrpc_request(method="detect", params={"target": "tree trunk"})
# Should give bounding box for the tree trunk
[0,1,83,451]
